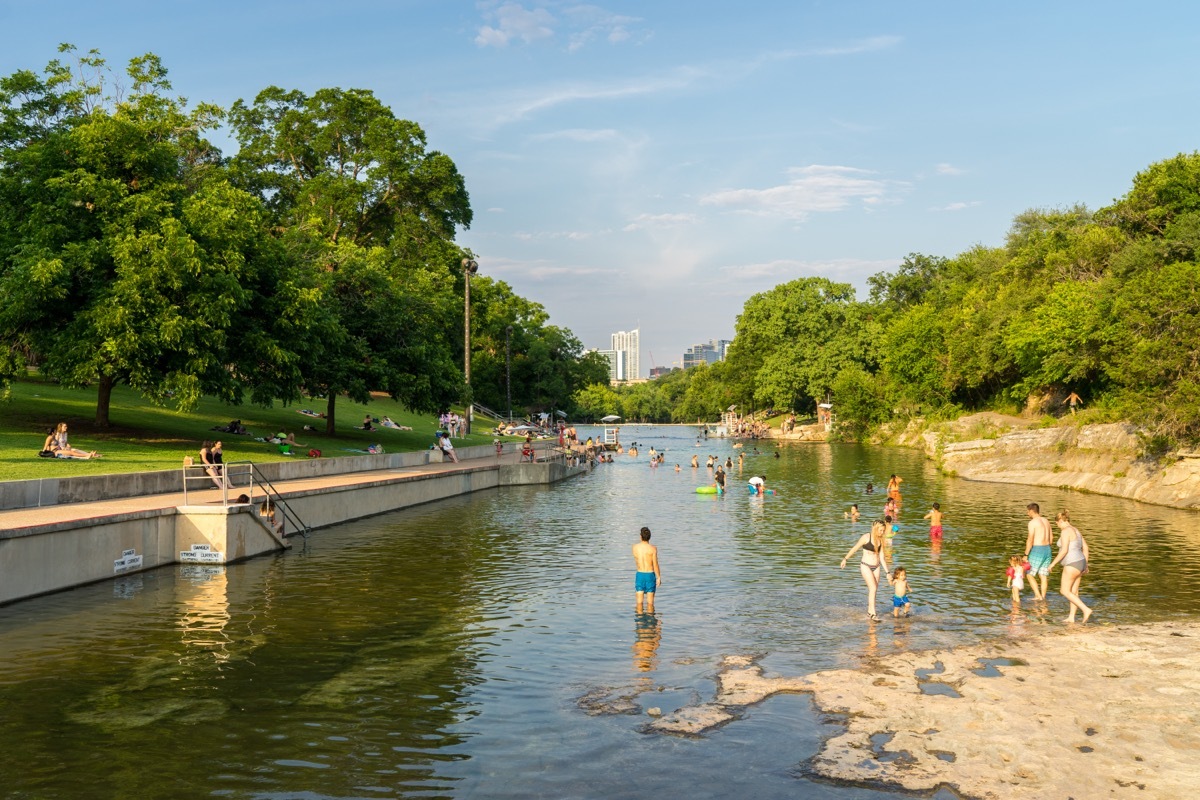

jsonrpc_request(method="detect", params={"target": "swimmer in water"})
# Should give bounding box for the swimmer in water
[633,526,662,614]
[845,504,860,521]
[923,502,943,540]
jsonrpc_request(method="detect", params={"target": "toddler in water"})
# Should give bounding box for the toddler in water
[891,567,912,617]
[1006,555,1032,602]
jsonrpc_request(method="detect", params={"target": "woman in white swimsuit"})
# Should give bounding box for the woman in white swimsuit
[1048,509,1092,623]
[840,519,892,620]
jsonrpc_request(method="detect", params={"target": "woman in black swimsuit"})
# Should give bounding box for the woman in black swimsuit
[840,520,892,620]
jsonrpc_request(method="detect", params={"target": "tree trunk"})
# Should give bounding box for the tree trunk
[95,374,114,428]
[326,392,337,436]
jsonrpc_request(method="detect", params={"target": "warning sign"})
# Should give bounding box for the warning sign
[179,542,225,564]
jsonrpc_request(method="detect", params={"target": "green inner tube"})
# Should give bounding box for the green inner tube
[695,486,719,494]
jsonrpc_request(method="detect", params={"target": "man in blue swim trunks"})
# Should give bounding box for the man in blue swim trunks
[1024,502,1054,601]
[633,526,662,613]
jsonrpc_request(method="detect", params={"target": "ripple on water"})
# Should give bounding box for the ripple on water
[0,428,1198,799]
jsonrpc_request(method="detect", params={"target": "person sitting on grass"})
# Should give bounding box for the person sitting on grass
[48,423,100,459]
[361,414,375,432]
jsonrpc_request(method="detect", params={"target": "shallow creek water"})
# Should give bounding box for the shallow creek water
[2,426,1198,799]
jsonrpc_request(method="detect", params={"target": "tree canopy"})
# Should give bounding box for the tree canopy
[0,48,606,430]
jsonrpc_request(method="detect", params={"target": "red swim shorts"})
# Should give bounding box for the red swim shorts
[929,525,943,538]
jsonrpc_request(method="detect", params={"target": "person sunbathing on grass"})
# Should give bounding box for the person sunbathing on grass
[48,423,100,459]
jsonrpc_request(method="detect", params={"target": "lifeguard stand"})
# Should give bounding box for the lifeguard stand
[602,428,619,449]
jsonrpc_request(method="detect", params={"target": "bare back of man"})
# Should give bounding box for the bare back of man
[1024,503,1054,600]
[633,527,662,613]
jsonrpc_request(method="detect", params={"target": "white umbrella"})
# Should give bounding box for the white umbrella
[600,414,622,422]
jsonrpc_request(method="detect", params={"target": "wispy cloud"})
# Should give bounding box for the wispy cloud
[700,165,904,221]
[512,228,609,241]
[718,257,900,283]
[530,128,621,143]
[486,256,621,281]
[476,2,555,48]
[474,2,649,51]
[469,31,899,128]
[563,5,646,52]
[623,212,697,231]
[491,66,704,125]
[935,162,965,176]
[934,201,982,212]
[800,35,902,57]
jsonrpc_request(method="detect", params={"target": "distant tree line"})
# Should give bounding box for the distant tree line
[0,46,607,432]
[574,153,1200,447]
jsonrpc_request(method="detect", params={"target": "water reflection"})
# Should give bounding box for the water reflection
[632,613,662,675]
[1,427,1199,799]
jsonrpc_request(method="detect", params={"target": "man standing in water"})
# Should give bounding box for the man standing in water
[1024,502,1054,601]
[633,527,662,613]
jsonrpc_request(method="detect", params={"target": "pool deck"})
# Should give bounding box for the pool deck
[0,445,586,605]
[0,447,533,534]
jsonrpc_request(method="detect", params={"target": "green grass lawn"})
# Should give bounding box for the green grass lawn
[0,373,501,481]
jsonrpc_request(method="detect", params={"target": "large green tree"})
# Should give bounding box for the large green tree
[229,86,472,434]
[0,47,297,425]
[725,277,875,413]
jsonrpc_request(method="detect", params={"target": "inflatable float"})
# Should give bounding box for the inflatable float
[747,486,776,495]
[695,486,722,494]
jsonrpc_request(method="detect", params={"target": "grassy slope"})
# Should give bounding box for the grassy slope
[0,374,500,481]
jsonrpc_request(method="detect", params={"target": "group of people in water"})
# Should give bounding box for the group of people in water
[838,475,1094,623]
[634,460,1095,626]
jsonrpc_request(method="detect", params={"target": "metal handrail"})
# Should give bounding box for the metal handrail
[179,459,310,540]
[245,462,311,540]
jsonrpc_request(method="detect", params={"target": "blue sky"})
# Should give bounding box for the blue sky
[3,1,1199,375]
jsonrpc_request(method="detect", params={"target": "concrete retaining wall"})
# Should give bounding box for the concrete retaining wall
[0,442,518,511]
[0,509,177,605]
[0,444,577,605]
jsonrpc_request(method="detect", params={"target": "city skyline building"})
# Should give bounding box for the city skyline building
[595,349,624,383]
[682,339,733,369]
[610,328,640,381]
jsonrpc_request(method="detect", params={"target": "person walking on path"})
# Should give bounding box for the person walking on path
[633,526,662,614]
[841,519,892,621]
[1024,502,1054,601]
[1049,509,1093,623]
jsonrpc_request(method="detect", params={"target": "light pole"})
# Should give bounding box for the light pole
[505,324,513,422]
[462,257,478,435]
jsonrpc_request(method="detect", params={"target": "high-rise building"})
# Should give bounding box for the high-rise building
[610,328,640,380]
[682,339,733,369]
[596,349,624,383]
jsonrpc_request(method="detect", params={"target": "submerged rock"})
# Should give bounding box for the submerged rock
[649,622,1200,798]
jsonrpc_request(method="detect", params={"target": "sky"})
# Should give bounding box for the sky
[3,1,1199,375]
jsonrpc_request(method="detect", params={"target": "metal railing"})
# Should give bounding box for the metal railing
[180,460,310,540]
[471,402,510,422]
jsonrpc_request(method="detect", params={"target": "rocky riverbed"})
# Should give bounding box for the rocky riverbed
[911,418,1200,511]
[639,621,1200,798]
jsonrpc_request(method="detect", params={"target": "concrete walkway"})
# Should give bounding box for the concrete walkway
[0,449,530,534]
